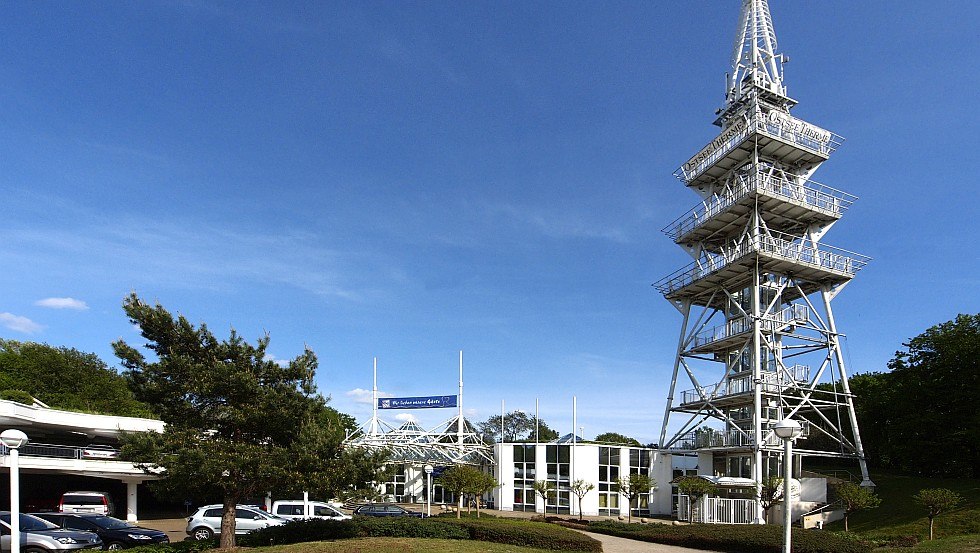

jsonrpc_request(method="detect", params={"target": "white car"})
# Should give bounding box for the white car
[270,501,351,521]
[185,505,287,540]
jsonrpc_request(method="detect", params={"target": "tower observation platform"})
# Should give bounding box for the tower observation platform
[656,0,873,524]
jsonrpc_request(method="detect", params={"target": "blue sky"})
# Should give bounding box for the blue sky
[2,1,977,445]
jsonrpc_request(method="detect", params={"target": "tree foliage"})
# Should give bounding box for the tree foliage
[477,410,557,443]
[845,314,980,477]
[758,477,784,524]
[532,480,555,507]
[0,339,152,417]
[914,488,962,540]
[835,482,881,532]
[570,479,595,521]
[677,477,716,523]
[113,294,384,548]
[437,465,495,518]
[593,432,641,446]
[616,473,654,523]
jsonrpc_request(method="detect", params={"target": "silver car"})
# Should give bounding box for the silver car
[1,512,103,553]
[185,505,286,541]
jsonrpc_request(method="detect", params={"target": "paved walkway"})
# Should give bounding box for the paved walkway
[573,529,711,553]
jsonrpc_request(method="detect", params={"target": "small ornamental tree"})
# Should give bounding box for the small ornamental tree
[463,471,499,518]
[677,476,717,523]
[438,465,483,519]
[759,477,784,524]
[532,480,556,511]
[616,473,653,523]
[914,487,962,540]
[835,482,882,532]
[570,479,595,521]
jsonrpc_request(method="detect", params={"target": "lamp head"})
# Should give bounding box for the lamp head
[1,429,29,449]
[773,419,803,440]
[424,464,434,474]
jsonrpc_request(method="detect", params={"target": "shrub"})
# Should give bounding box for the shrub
[240,519,359,546]
[587,521,872,553]
[355,517,469,539]
[127,539,218,553]
[445,517,601,552]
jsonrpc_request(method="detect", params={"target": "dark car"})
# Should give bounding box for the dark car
[32,514,168,551]
[352,504,424,518]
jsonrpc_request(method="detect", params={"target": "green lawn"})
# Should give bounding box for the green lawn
[241,537,561,553]
[820,471,979,550]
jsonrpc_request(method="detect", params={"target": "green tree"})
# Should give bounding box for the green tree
[570,479,595,521]
[113,293,363,549]
[463,470,499,518]
[914,488,962,540]
[677,476,716,523]
[616,473,654,523]
[594,432,641,446]
[478,411,558,443]
[758,477,784,524]
[532,480,555,511]
[437,465,486,519]
[835,482,881,532]
[884,314,979,477]
[0,339,152,417]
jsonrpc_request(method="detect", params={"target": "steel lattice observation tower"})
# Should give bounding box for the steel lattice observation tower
[655,0,874,522]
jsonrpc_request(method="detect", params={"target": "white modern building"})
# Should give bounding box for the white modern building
[0,398,163,522]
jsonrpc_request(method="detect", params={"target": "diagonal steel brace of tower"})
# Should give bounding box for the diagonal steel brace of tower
[656,0,873,523]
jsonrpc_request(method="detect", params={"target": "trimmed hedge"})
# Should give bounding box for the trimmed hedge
[443,517,601,552]
[127,538,218,553]
[238,516,599,552]
[587,520,872,553]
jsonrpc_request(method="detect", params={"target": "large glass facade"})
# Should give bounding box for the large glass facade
[598,447,620,516]
[545,445,570,514]
[383,464,407,501]
[512,445,537,512]
[629,449,652,516]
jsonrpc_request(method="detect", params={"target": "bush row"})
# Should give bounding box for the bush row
[238,516,600,552]
[586,520,873,553]
[127,538,218,553]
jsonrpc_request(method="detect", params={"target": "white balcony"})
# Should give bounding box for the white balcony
[663,170,856,244]
[654,232,869,300]
[674,111,844,187]
[688,304,810,351]
[678,365,811,407]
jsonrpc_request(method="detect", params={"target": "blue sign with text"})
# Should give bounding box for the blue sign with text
[378,395,458,410]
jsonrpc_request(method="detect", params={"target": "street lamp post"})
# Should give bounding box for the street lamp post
[423,465,434,518]
[2,429,30,553]
[773,419,802,553]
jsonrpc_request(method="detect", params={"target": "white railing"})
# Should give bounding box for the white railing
[675,111,844,183]
[690,304,809,349]
[677,495,757,524]
[663,170,856,242]
[654,233,868,295]
[679,363,811,406]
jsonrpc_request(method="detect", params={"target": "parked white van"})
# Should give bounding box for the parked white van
[270,501,350,521]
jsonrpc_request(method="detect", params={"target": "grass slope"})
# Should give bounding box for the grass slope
[828,473,979,539]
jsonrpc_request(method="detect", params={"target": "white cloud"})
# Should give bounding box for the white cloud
[0,313,44,334]
[263,353,290,367]
[345,388,392,405]
[394,413,418,423]
[35,297,89,310]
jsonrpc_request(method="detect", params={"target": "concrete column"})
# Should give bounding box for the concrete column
[124,480,141,523]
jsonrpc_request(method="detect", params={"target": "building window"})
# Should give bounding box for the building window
[512,445,537,512]
[383,464,407,501]
[545,445,570,514]
[629,449,652,517]
[598,447,620,516]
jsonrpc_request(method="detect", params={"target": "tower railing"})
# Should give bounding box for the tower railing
[654,233,869,295]
[689,304,809,349]
[674,111,844,183]
[670,421,810,450]
[663,170,856,242]
[679,363,810,405]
